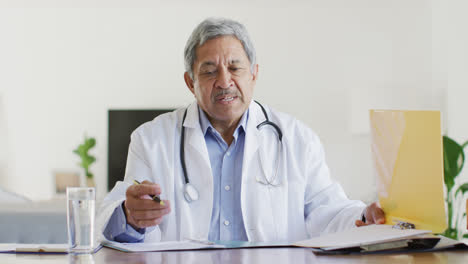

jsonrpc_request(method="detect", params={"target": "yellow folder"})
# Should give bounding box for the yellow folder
[369,110,447,233]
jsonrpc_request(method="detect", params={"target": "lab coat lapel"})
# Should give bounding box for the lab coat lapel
[242,102,261,177]
[180,102,213,240]
[241,102,285,242]
[184,103,211,167]
[241,102,265,241]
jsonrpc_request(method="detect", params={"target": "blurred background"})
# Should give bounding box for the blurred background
[0,0,466,203]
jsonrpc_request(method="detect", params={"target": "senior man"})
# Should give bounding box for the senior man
[97,17,384,243]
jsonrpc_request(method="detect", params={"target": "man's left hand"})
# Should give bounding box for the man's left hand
[355,202,385,227]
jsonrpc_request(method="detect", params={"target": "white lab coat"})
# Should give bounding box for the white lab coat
[97,101,365,243]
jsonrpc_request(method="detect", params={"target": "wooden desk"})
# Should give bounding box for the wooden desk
[2,247,468,264]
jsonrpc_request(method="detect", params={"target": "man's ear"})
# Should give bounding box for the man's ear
[184,72,195,94]
[252,64,259,82]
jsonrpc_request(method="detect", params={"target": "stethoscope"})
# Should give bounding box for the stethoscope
[180,101,283,203]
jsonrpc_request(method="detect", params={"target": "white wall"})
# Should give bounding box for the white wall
[447,1,468,146]
[0,0,444,201]
[446,0,468,220]
[0,94,6,180]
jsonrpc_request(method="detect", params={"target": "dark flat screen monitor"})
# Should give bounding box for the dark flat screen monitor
[108,109,173,191]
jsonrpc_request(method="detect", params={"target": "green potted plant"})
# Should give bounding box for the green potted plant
[442,135,468,240]
[73,135,96,187]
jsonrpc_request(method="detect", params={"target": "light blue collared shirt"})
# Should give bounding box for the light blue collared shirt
[199,107,249,242]
[103,106,249,242]
[103,203,146,242]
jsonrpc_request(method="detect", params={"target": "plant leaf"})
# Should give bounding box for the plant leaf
[455,183,468,197]
[463,234,468,239]
[442,227,458,240]
[444,153,455,192]
[73,135,97,178]
[443,136,465,190]
[83,137,96,150]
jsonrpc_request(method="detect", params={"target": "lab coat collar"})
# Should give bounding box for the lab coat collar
[182,102,201,129]
[183,101,250,136]
[241,101,263,182]
[182,102,211,172]
[181,100,264,171]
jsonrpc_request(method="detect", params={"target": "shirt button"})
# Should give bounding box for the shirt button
[226,151,231,156]
[224,185,231,191]
[224,220,230,226]
[122,224,126,229]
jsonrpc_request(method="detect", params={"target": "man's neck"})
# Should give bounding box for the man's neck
[210,118,240,146]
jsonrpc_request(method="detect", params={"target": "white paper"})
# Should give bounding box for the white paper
[102,240,225,252]
[434,235,468,250]
[0,244,16,252]
[293,225,430,249]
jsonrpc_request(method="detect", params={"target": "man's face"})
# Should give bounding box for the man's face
[184,36,258,126]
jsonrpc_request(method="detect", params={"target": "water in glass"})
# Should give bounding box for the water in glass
[67,187,95,254]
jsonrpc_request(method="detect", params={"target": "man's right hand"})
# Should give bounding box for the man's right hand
[123,180,171,230]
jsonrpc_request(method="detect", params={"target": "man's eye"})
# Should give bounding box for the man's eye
[203,71,216,75]
[230,68,239,71]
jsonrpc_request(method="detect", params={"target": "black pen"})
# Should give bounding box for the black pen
[133,180,165,205]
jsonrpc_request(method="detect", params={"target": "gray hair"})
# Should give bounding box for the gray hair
[184,17,257,79]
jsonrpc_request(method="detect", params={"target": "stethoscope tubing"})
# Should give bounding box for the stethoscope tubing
[180,109,190,186]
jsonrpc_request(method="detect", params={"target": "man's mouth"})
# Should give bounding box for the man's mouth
[221,96,235,102]
[215,94,238,103]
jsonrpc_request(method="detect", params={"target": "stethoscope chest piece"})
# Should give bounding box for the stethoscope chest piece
[183,183,199,203]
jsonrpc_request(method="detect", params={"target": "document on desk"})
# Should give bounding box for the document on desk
[293,224,430,250]
[102,239,225,252]
[0,243,103,254]
[0,243,69,253]
[102,226,431,253]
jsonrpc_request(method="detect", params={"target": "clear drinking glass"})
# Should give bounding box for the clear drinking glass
[67,187,96,254]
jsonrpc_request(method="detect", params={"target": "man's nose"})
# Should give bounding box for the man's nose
[215,68,233,89]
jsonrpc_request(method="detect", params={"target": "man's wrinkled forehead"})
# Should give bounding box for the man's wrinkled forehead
[194,36,248,65]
